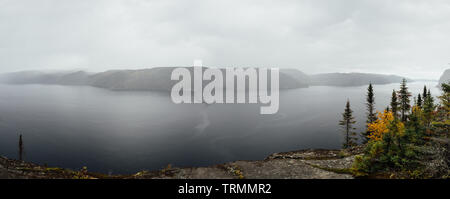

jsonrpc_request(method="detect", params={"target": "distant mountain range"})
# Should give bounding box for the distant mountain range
[0,67,410,91]
[309,73,409,87]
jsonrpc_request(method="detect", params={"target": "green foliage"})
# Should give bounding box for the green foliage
[366,83,377,123]
[351,141,384,176]
[423,89,436,129]
[351,81,447,178]
[390,89,399,119]
[397,79,411,122]
[352,130,421,177]
[417,94,422,108]
[363,83,377,143]
[432,83,450,137]
[423,85,428,99]
[405,106,426,145]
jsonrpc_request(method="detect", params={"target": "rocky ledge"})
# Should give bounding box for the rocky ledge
[0,146,365,179]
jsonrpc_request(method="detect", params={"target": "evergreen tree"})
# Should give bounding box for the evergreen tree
[363,83,377,143]
[423,85,428,99]
[407,105,426,144]
[339,100,358,149]
[423,89,435,128]
[391,89,399,119]
[417,94,422,108]
[438,83,450,119]
[397,79,411,122]
[434,83,450,136]
[353,83,447,177]
[18,134,24,161]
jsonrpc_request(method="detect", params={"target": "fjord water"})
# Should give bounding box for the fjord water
[0,82,440,174]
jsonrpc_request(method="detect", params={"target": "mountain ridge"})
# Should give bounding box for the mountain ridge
[0,67,410,91]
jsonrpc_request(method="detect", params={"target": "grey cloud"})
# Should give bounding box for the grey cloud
[0,0,449,79]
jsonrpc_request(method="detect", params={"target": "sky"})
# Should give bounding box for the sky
[1,0,450,79]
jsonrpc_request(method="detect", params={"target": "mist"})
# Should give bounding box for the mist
[1,0,450,78]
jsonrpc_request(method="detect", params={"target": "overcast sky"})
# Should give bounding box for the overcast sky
[1,0,450,79]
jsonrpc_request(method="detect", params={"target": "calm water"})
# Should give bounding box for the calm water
[0,81,440,174]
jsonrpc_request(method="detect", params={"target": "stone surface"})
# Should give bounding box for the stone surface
[226,159,352,179]
[0,149,359,179]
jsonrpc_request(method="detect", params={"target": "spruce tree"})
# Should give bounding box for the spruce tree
[19,134,24,161]
[440,83,450,106]
[363,83,376,143]
[417,94,422,108]
[423,89,435,128]
[423,85,428,99]
[391,89,399,119]
[397,79,411,122]
[434,83,450,136]
[438,83,450,119]
[339,100,357,149]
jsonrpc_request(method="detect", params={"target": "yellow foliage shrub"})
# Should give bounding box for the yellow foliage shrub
[367,111,405,141]
[367,111,393,141]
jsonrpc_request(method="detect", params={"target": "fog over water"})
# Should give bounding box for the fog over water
[0,81,440,173]
[1,0,449,175]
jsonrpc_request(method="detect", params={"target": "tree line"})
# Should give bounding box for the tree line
[339,79,449,177]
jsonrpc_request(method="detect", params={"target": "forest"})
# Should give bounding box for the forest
[340,79,449,178]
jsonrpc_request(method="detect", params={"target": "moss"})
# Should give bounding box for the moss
[307,163,353,175]
[227,165,245,179]
[45,167,64,172]
[134,170,150,177]
[337,151,351,158]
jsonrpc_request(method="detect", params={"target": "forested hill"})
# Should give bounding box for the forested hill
[0,68,409,91]
[309,73,409,87]
[0,68,310,91]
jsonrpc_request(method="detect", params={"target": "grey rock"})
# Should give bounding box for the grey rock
[438,69,450,88]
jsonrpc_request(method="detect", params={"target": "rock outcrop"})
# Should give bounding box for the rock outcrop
[0,148,361,179]
[438,69,450,88]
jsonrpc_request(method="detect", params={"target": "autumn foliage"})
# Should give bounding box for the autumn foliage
[352,80,450,178]
[367,111,405,141]
[367,111,393,141]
